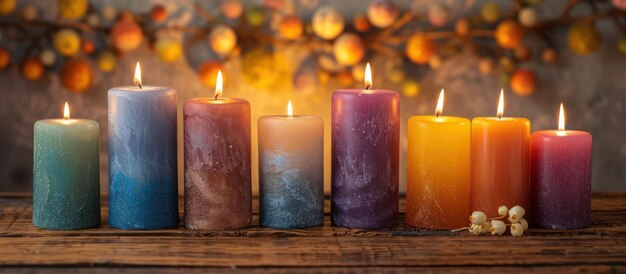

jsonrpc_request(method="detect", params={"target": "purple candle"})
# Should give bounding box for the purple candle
[531,104,592,229]
[331,64,400,229]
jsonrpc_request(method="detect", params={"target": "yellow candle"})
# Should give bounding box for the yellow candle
[406,90,471,229]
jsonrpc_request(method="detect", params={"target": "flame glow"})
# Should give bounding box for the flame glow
[497,89,504,118]
[63,102,70,120]
[133,62,142,88]
[364,62,372,89]
[558,103,565,131]
[215,70,223,99]
[435,89,444,117]
[287,101,293,117]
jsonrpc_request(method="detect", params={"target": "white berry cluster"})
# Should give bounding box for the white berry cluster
[456,205,528,237]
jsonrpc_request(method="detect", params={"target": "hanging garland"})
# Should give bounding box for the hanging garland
[0,0,624,96]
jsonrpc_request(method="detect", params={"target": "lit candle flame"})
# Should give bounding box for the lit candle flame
[214,69,223,100]
[63,102,70,120]
[287,101,293,117]
[435,89,444,117]
[133,62,142,89]
[497,89,504,119]
[558,103,565,131]
[364,62,372,90]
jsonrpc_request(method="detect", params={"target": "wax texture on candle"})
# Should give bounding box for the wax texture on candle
[108,86,179,230]
[331,89,400,229]
[531,130,592,229]
[258,115,324,229]
[184,98,252,230]
[471,117,530,217]
[406,116,470,229]
[33,119,100,230]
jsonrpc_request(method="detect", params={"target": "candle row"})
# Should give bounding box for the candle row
[407,90,592,230]
[32,63,592,231]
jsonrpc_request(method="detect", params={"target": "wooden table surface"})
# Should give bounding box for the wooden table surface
[1,193,625,273]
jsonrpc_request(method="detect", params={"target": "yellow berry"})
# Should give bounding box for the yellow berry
[155,39,182,63]
[97,51,117,73]
[53,29,81,57]
[58,0,88,19]
[0,0,16,15]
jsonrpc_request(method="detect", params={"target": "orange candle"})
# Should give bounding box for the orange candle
[406,90,470,229]
[471,90,530,217]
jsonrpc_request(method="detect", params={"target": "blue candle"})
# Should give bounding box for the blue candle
[108,64,178,229]
[258,102,324,229]
[33,103,101,230]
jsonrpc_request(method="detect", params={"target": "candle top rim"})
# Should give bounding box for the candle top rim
[409,115,470,124]
[532,129,591,137]
[109,85,173,93]
[259,115,322,120]
[473,116,530,122]
[185,97,249,105]
[36,118,98,126]
[333,89,398,96]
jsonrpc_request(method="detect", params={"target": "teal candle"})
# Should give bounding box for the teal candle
[33,103,101,230]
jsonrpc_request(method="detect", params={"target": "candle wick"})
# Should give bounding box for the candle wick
[436,113,439,117]
[134,79,142,89]
[365,85,370,90]
[214,94,218,100]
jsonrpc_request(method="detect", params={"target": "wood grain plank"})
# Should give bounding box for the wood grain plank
[1,265,625,274]
[0,193,625,270]
[2,235,626,267]
[2,194,626,238]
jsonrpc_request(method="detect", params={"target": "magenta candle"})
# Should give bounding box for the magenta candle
[331,64,400,229]
[183,71,252,230]
[531,104,592,229]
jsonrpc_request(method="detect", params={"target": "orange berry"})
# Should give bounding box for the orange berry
[22,57,44,80]
[0,47,10,69]
[495,20,523,49]
[510,69,536,96]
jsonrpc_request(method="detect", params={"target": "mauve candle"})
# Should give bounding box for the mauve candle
[331,64,400,229]
[531,104,592,229]
[184,71,252,230]
[108,63,178,230]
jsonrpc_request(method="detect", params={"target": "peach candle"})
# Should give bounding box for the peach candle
[258,101,324,229]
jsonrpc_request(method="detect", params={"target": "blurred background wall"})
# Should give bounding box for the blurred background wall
[0,0,624,193]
